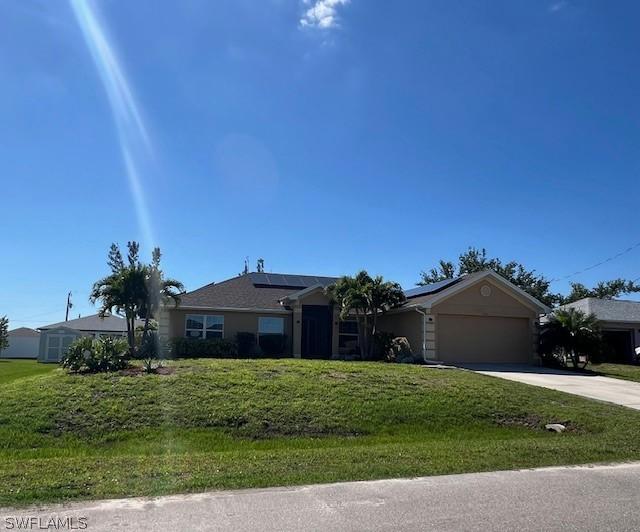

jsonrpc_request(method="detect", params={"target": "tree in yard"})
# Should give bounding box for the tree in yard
[90,242,184,363]
[420,247,558,307]
[540,308,601,369]
[326,271,406,360]
[0,316,9,355]
[558,279,640,306]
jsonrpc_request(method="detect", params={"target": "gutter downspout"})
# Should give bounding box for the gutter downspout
[414,307,428,360]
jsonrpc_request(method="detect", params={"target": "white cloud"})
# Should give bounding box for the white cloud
[300,0,350,29]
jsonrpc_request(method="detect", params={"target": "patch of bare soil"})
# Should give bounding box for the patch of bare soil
[118,366,176,377]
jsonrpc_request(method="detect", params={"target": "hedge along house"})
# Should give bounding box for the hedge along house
[159,270,550,364]
[37,314,141,363]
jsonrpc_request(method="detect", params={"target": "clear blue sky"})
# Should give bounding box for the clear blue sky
[2,0,639,329]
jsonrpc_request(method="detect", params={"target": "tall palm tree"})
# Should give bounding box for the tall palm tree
[90,242,184,357]
[368,275,406,342]
[540,308,601,369]
[327,271,406,360]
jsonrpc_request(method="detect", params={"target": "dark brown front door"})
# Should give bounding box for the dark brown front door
[301,305,332,359]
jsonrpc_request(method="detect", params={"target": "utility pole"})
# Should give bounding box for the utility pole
[65,291,73,321]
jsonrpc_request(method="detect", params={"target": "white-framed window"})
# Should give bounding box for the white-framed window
[338,320,359,355]
[185,314,224,339]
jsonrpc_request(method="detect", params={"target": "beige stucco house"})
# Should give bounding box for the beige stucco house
[159,270,550,364]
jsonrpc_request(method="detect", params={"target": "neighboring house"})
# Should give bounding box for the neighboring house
[37,314,138,363]
[559,298,640,363]
[159,270,550,364]
[0,328,40,359]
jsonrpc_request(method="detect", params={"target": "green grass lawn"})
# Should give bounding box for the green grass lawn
[3,358,640,507]
[0,359,56,385]
[588,362,640,383]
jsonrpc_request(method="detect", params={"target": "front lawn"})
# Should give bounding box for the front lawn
[3,358,640,507]
[0,359,55,385]
[588,362,640,383]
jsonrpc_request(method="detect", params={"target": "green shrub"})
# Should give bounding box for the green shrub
[386,337,416,363]
[236,332,261,357]
[170,337,238,358]
[258,334,287,357]
[135,331,166,372]
[373,331,395,361]
[61,336,130,373]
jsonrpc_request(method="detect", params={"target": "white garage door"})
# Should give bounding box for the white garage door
[438,314,531,364]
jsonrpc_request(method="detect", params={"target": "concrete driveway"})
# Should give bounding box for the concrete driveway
[462,364,640,410]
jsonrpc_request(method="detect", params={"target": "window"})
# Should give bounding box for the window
[185,314,224,339]
[338,320,359,355]
[258,317,284,336]
[258,317,285,355]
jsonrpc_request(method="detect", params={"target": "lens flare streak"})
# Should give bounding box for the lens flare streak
[69,0,155,247]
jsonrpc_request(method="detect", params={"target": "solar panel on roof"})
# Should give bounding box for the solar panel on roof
[404,277,462,298]
[249,272,339,289]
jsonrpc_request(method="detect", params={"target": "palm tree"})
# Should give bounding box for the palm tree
[540,308,601,369]
[90,242,184,357]
[369,275,406,342]
[327,271,406,360]
[139,248,184,341]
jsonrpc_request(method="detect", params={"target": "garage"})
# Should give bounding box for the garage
[391,271,549,364]
[437,314,532,364]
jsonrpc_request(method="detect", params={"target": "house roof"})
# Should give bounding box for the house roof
[8,327,40,337]
[178,273,339,311]
[39,314,131,332]
[399,270,551,314]
[177,270,550,316]
[561,297,640,323]
[404,277,464,299]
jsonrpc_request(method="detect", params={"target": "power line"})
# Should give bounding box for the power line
[550,240,640,283]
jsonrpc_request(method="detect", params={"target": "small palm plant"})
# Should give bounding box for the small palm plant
[540,308,601,369]
[326,271,405,360]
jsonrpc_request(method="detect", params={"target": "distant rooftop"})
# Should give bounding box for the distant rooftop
[39,313,131,332]
[8,327,40,337]
[561,297,640,323]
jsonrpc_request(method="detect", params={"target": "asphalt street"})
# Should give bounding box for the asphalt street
[3,462,640,531]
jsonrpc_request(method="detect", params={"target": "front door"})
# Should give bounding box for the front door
[301,305,332,359]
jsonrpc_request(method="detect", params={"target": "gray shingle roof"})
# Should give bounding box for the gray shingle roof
[8,327,40,337]
[39,314,132,332]
[179,274,333,310]
[562,298,640,323]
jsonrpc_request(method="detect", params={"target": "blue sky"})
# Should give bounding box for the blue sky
[2,0,639,328]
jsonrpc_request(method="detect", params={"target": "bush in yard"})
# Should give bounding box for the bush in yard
[135,331,165,372]
[386,337,415,363]
[61,336,129,373]
[170,337,238,358]
[258,334,288,357]
[373,331,395,361]
[236,332,261,357]
[540,308,601,370]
